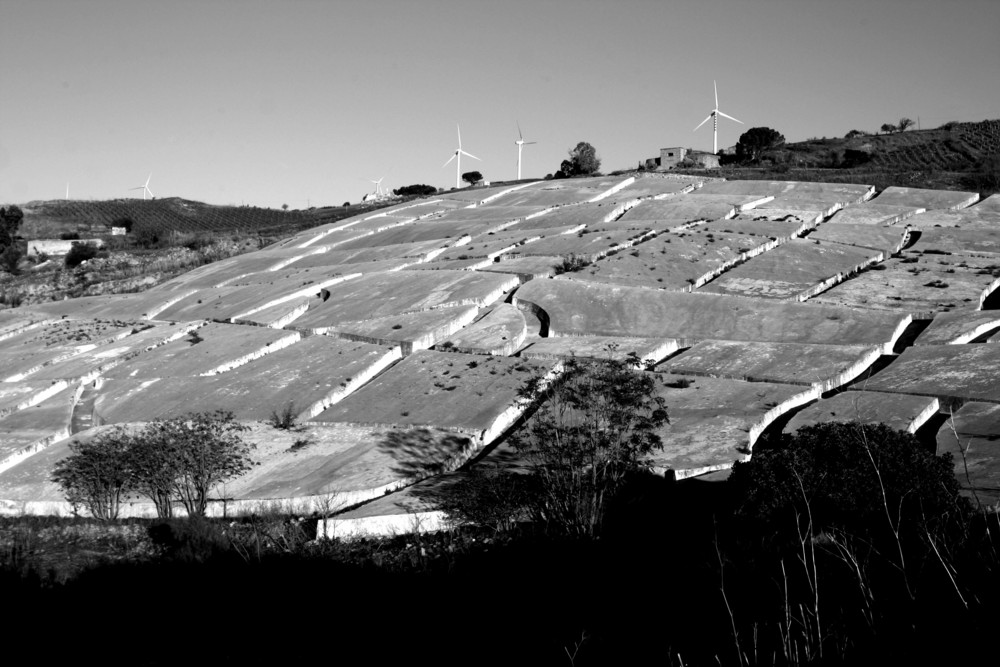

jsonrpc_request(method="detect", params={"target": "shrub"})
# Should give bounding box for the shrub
[64,242,100,268]
[729,421,965,533]
[268,402,301,431]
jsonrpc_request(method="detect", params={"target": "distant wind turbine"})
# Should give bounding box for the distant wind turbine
[369,176,385,198]
[693,80,743,154]
[443,125,480,189]
[514,122,536,180]
[130,173,154,200]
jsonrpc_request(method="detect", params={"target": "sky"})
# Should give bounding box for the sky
[2,0,999,210]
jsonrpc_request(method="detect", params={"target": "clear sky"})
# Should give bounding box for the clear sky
[2,0,998,209]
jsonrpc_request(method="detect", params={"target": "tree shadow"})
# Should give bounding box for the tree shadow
[378,426,475,482]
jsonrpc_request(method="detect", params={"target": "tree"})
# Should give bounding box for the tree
[558,142,601,177]
[52,427,138,521]
[735,127,785,163]
[880,123,898,134]
[898,117,915,132]
[393,184,437,197]
[51,412,254,519]
[508,349,668,536]
[142,411,253,517]
[0,205,23,249]
[461,171,483,186]
[0,206,23,275]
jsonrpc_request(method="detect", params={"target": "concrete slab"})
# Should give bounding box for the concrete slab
[936,402,1000,506]
[315,306,479,354]
[289,271,516,329]
[914,311,1000,345]
[699,239,882,300]
[513,279,908,347]
[0,385,77,473]
[483,177,629,207]
[226,259,414,286]
[0,381,72,419]
[423,205,540,223]
[729,207,825,226]
[620,195,741,223]
[0,319,153,382]
[154,273,360,323]
[519,336,678,366]
[808,223,910,255]
[226,423,475,501]
[23,292,182,321]
[101,322,301,379]
[93,336,403,422]
[613,176,697,199]
[327,218,513,250]
[439,304,526,356]
[694,181,872,205]
[0,311,58,340]
[910,228,1000,257]
[872,186,979,211]
[232,296,313,328]
[858,344,1000,404]
[811,253,1000,317]
[429,228,565,261]
[649,374,816,478]
[313,350,554,445]
[512,201,633,228]
[500,226,650,260]
[154,251,314,290]
[662,340,881,392]
[28,321,204,382]
[784,391,939,435]
[283,239,451,269]
[700,218,809,242]
[558,228,776,290]
[828,203,924,226]
[477,256,562,280]
[901,201,1000,228]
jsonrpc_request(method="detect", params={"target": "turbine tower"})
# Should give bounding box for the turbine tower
[514,122,536,180]
[443,125,480,189]
[693,80,743,154]
[130,173,154,200]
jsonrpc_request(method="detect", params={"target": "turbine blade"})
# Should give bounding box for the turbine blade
[461,150,480,161]
[457,124,462,148]
[694,113,713,131]
[443,154,456,168]
[717,111,743,124]
[714,80,718,109]
[517,121,523,141]
[525,141,537,145]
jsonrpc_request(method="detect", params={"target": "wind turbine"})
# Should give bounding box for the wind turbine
[514,122,536,180]
[443,125,480,189]
[693,80,743,154]
[130,173,154,200]
[369,176,385,198]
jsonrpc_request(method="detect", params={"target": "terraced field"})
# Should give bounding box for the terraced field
[2,176,999,534]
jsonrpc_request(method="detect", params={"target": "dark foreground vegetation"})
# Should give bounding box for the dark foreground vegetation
[2,422,997,666]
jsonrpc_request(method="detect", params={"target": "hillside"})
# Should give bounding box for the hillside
[17,196,402,241]
[686,119,1000,194]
